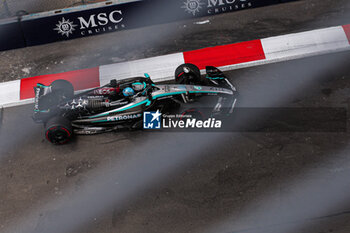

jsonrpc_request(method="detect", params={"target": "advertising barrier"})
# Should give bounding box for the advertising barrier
[0,0,298,51]
[0,17,25,51]
[21,1,142,46]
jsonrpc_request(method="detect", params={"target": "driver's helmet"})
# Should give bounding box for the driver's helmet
[123,87,135,97]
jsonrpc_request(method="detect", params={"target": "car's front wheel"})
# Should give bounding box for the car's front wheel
[45,116,73,145]
[51,79,74,100]
[175,63,203,85]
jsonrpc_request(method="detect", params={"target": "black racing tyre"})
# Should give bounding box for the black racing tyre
[45,116,73,145]
[51,79,74,100]
[175,63,202,84]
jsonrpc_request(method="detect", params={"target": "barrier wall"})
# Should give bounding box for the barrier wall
[0,0,298,51]
[0,17,25,50]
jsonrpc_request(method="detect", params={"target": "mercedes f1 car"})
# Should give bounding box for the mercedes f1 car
[33,63,237,144]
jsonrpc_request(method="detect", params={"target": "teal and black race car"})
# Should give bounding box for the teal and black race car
[32,63,237,144]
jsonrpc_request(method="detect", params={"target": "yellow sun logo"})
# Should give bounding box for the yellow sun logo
[54,17,77,38]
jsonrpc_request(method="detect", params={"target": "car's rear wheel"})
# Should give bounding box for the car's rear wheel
[51,79,74,100]
[175,63,202,84]
[45,116,73,145]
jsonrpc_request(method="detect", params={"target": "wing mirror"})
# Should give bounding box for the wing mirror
[206,66,224,77]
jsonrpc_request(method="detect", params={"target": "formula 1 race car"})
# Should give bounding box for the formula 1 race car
[32,63,237,144]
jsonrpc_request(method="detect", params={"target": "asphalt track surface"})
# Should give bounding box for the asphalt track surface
[0,0,350,82]
[1,1,350,233]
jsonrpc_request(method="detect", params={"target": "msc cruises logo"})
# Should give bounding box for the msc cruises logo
[54,10,124,37]
[182,0,204,16]
[54,17,77,37]
[182,0,253,16]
